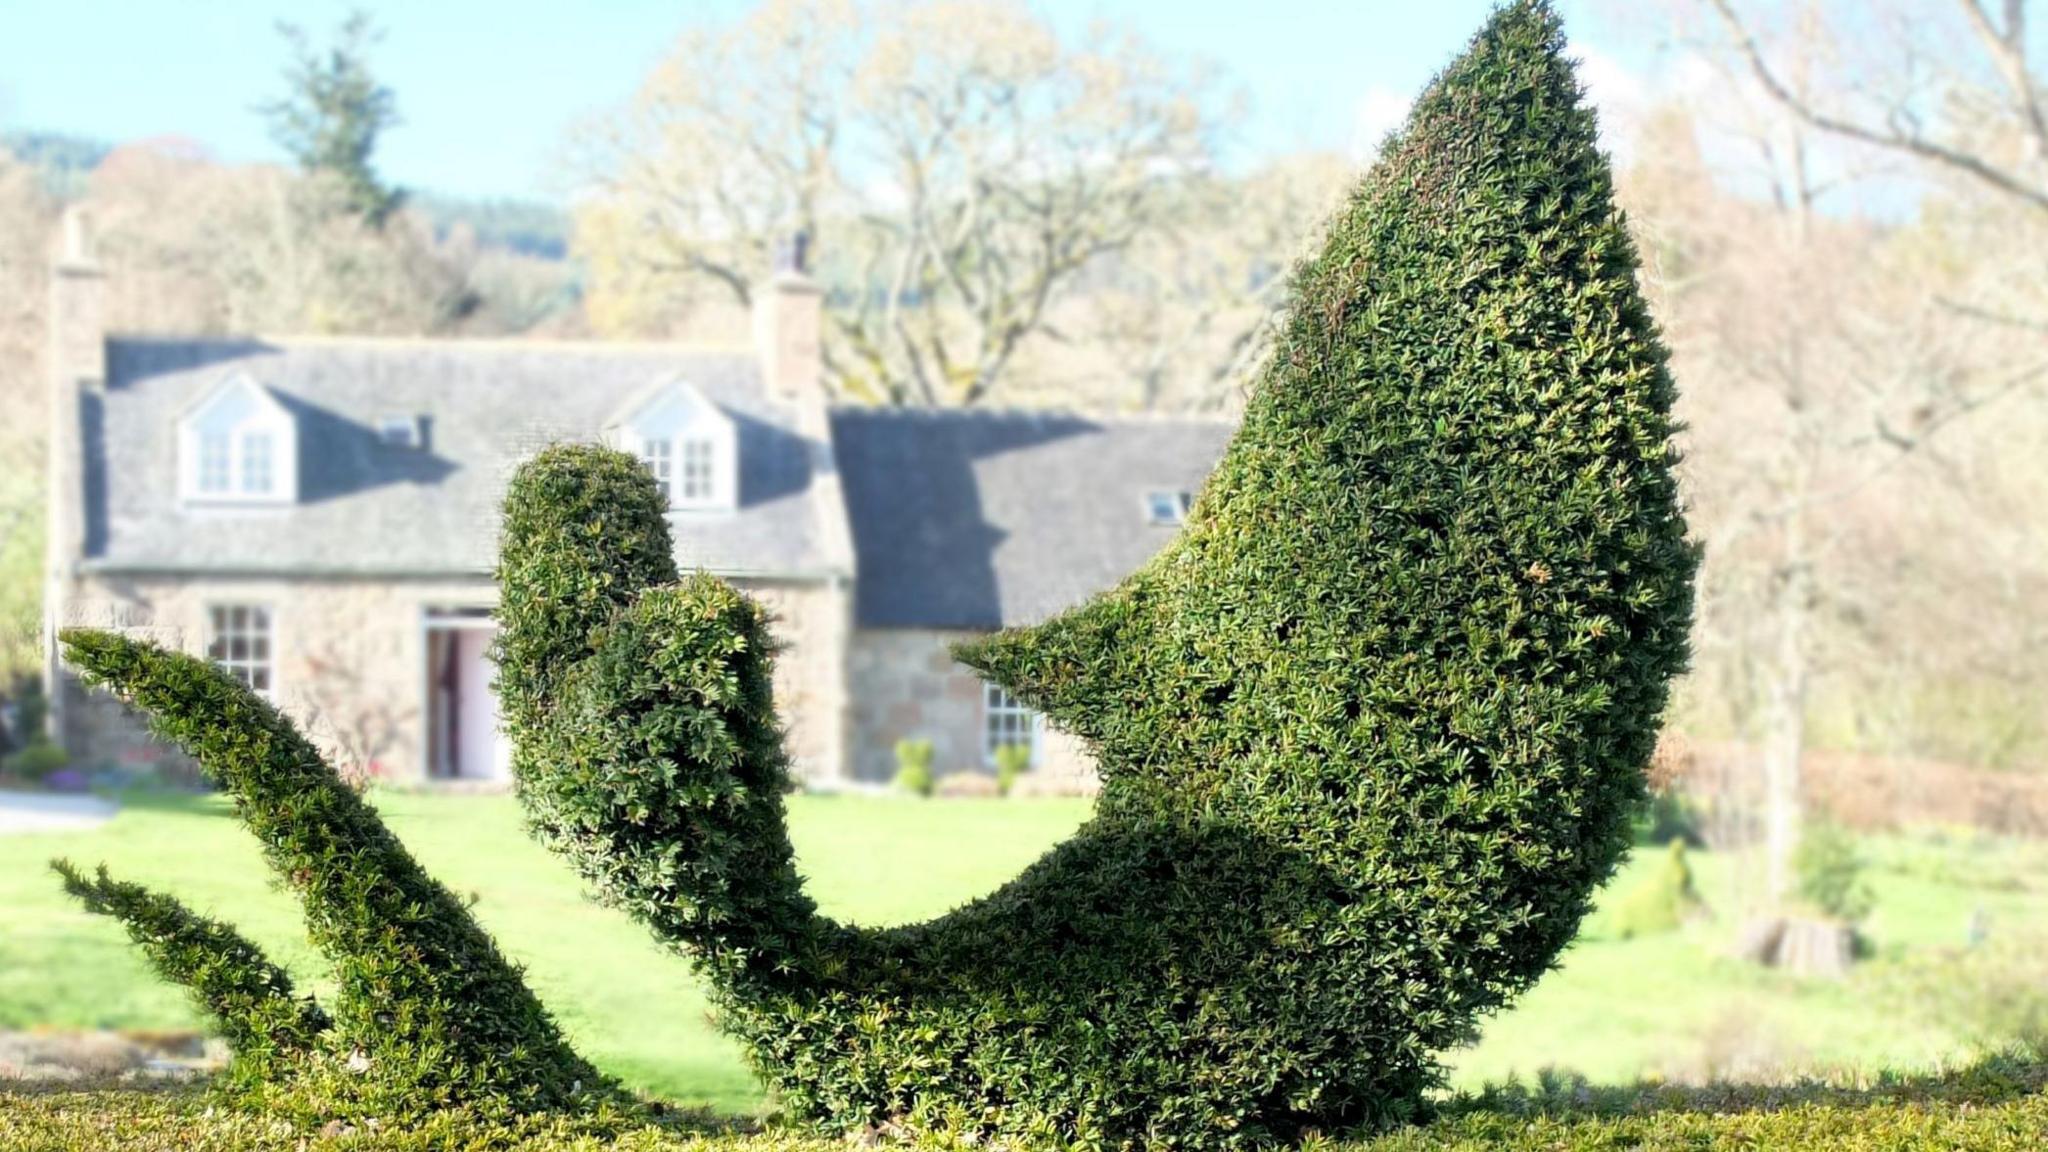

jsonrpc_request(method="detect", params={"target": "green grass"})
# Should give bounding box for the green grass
[2,790,2044,1115]
[0,791,1093,1112]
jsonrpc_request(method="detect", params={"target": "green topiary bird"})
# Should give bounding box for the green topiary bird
[494,2,1695,1145]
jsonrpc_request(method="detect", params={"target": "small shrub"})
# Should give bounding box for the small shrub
[892,738,934,797]
[1634,787,1703,848]
[5,740,69,781]
[4,674,50,755]
[1609,840,1705,939]
[992,743,1030,796]
[1796,820,1875,923]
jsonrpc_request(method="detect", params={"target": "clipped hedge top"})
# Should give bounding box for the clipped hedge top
[7,1053,2046,1152]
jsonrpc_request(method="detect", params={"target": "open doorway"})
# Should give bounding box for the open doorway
[424,608,510,783]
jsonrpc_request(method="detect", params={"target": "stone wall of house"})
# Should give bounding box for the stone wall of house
[739,576,850,784]
[58,573,491,785]
[847,628,1099,791]
[55,571,853,786]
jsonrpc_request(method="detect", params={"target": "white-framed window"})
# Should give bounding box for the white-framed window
[983,683,1040,765]
[240,432,273,495]
[678,438,717,503]
[206,604,275,698]
[1145,490,1192,526]
[198,432,232,494]
[640,438,675,502]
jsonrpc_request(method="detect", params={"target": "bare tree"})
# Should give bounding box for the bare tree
[294,642,415,788]
[1706,0,2048,216]
[1068,155,1350,413]
[0,151,55,684]
[1627,87,2042,917]
[87,141,474,337]
[575,0,1232,407]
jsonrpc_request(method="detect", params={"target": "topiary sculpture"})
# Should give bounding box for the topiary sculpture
[494,2,1695,1145]
[51,632,609,1121]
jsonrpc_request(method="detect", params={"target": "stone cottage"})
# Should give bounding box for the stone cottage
[42,211,1230,790]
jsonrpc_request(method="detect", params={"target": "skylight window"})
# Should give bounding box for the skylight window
[378,415,421,448]
[1145,490,1192,526]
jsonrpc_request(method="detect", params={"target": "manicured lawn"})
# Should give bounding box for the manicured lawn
[1,789,2043,1114]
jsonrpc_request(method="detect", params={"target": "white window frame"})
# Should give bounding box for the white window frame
[983,683,1041,767]
[240,431,274,495]
[640,437,676,504]
[1144,490,1192,526]
[205,603,277,700]
[198,432,232,494]
[677,437,718,505]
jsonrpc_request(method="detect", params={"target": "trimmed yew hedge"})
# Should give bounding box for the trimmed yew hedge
[53,631,609,1121]
[7,1047,2046,1151]
[493,1,1695,1146]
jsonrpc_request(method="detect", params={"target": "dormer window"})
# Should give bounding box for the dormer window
[1145,490,1192,526]
[179,373,297,507]
[607,379,737,513]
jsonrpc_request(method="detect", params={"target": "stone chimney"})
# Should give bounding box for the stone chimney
[50,205,105,391]
[754,233,826,431]
[754,233,855,785]
[44,205,107,750]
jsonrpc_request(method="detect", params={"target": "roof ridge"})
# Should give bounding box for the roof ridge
[827,403,1235,427]
[104,332,757,357]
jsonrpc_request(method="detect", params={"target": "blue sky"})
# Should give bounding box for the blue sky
[0,1,1653,203]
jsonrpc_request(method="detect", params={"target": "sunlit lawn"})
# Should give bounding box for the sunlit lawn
[1,789,2041,1112]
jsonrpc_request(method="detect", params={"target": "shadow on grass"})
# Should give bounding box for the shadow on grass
[1442,1038,2048,1121]
[104,787,232,820]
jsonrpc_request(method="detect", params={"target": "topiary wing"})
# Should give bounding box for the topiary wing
[499,2,1694,1144]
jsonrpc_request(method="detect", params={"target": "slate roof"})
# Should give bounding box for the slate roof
[830,408,1233,629]
[87,336,838,579]
[81,336,1237,628]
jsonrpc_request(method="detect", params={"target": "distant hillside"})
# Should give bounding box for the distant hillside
[411,192,570,260]
[2,129,570,261]
[1,130,109,199]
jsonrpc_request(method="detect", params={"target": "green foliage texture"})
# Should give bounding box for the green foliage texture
[492,3,1695,1145]
[7,1046,2047,1151]
[51,630,608,1120]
